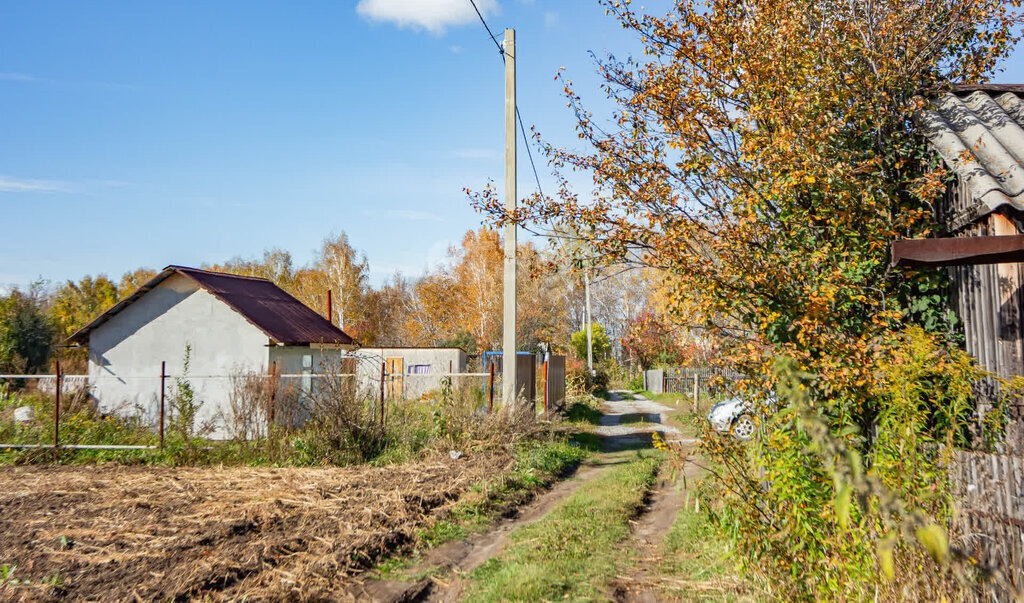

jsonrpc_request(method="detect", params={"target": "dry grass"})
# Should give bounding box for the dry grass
[0,451,511,601]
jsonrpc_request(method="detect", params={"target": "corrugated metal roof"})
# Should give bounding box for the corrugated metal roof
[916,88,1024,229]
[67,265,353,346]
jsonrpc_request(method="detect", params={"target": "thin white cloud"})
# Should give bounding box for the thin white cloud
[356,0,500,35]
[544,11,559,28]
[0,71,138,90]
[0,175,69,193]
[450,45,463,54]
[368,238,453,282]
[0,72,39,82]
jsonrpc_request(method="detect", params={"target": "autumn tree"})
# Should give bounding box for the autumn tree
[569,323,611,362]
[404,271,461,346]
[620,310,684,369]
[400,227,568,353]
[517,245,573,352]
[357,273,414,346]
[211,248,298,292]
[296,233,370,332]
[118,267,158,294]
[586,268,650,360]
[475,0,1020,379]
[538,227,642,358]
[0,285,54,376]
[210,234,370,337]
[472,0,1022,596]
[50,275,120,340]
[450,229,503,350]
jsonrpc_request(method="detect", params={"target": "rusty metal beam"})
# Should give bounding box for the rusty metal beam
[891,235,1024,268]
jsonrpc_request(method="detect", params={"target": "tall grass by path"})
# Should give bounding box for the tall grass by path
[657,497,755,601]
[465,450,663,601]
[375,438,597,579]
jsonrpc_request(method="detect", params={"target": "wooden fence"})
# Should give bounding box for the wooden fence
[950,449,1024,599]
[643,367,746,396]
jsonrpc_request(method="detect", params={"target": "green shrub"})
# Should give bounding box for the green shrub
[700,328,995,600]
[625,373,644,392]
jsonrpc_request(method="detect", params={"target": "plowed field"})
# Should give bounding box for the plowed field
[0,452,510,601]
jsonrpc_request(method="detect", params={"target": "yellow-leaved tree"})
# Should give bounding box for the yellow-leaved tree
[471,0,1022,597]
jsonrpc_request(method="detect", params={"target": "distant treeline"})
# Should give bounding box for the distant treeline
[1,228,707,376]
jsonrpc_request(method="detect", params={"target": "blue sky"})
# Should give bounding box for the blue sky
[0,1,1022,291]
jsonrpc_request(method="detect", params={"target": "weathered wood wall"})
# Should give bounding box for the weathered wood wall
[950,449,1024,599]
[941,178,1024,598]
[945,178,1024,392]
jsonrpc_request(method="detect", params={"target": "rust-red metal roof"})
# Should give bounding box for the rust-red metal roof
[891,235,1024,268]
[67,265,354,346]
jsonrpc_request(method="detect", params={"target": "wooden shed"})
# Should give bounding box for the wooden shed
[887,83,1024,600]
[893,84,1024,394]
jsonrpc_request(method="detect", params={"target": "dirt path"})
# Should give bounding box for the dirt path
[611,446,704,602]
[357,459,614,602]
[360,391,700,602]
[597,391,700,449]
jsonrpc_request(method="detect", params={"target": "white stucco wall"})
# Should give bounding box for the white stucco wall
[87,273,270,437]
[356,348,467,399]
[267,345,351,417]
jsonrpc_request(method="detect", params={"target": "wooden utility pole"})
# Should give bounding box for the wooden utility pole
[327,290,333,325]
[502,28,518,411]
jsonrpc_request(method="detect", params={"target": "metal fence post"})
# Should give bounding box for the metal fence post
[543,360,549,414]
[54,360,61,459]
[159,361,166,449]
[379,361,386,427]
[268,361,278,426]
[488,361,495,414]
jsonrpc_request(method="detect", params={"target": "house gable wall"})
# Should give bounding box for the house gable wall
[87,272,269,436]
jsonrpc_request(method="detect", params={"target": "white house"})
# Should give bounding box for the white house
[67,265,354,437]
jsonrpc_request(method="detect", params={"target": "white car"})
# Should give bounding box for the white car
[707,397,757,440]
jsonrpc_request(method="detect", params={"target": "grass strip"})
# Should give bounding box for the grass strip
[465,451,662,601]
[375,437,596,577]
[658,488,753,601]
[564,398,602,426]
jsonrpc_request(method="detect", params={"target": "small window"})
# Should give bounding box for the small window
[407,364,431,375]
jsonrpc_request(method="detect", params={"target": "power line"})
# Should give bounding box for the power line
[467,0,545,199]
[515,110,544,199]
[468,0,503,55]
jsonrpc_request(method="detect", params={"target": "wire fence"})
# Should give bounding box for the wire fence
[0,355,567,450]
